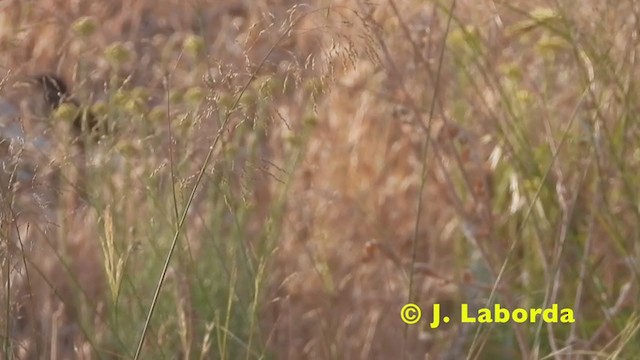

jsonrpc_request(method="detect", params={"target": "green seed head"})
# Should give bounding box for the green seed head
[217,92,235,110]
[91,101,108,117]
[169,91,184,105]
[72,16,97,37]
[105,42,132,65]
[185,87,205,106]
[149,106,166,123]
[53,102,80,122]
[183,34,205,58]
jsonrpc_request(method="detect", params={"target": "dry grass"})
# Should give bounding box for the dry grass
[1,0,639,359]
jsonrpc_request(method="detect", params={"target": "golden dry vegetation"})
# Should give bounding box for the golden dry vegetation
[1,0,639,359]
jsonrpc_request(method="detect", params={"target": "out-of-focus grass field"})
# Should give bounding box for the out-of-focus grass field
[1,0,639,358]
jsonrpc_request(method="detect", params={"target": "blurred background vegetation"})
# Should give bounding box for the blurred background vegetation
[1,0,639,358]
